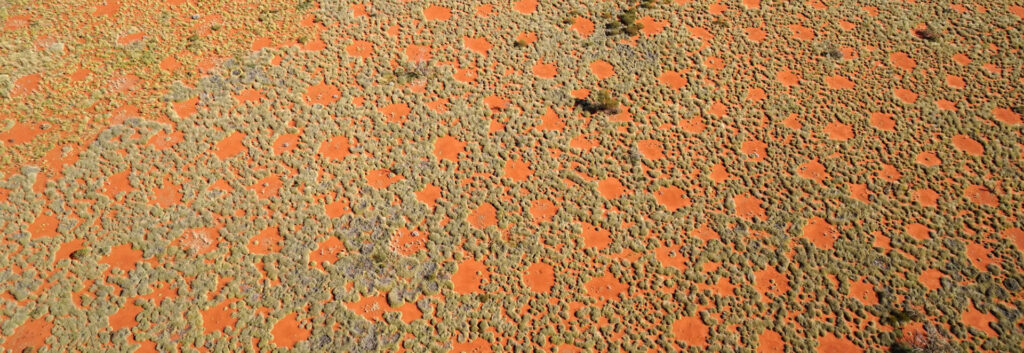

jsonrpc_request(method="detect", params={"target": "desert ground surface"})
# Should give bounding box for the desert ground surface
[1,0,1023,352]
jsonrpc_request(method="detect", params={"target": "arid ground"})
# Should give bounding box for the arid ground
[1,0,1023,352]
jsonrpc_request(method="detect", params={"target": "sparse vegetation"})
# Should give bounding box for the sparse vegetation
[0,0,1019,352]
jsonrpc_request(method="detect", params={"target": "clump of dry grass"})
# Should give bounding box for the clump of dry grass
[890,325,959,353]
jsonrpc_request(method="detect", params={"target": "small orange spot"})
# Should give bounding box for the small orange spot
[745,27,767,42]
[951,135,984,156]
[654,185,691,212]
[797,159,830,183]
[434,135,466,161]
[734,194,766,221]
[514,0,538,14]
[423,5,452,20]
[905,223,932,241]
[346,40,374,58]
[824,122,854,141]
[523,262,555,293]
[109,301,143,330]
[570,17,594,37]
[116,32,145,45]
[536,107,565,131]
[658,70,688,89]
[366,168,402,189]
[889,52,916,71]
[945,75,966,89]
[248,227,284,254]
[585,271,628,300]
[869,112,896,131]
[214,131,247,160]
[777,69,801,86]
[817,332,862,353]
[964,185,998,207]
[463,36,492,56]
[271,313,311,348]
[913,188,939,207]
[529,199,558,222]
[992,107,1021,125]
[469,202,498,229]
[1,318,53,352]
[758,330,785,353]
[533,60,557,78]
[825,75,855,89]
[11,73,42,97]
[405,44,432,62]
[803,217,837,249]
[788,24,814,40]
[672,316,709,348]
[637,16,669,35]
[452,259,489,294]
[893,88,919,104]
[580,222,612,250]
[203,299,240,334]
[589,60,615,80]
[915,152,942,167]
[28,211,59,239]
[319,135,351,160]
[101,243,143,272]
[503,159,533,182]
[417,184,443,208]
[304,83,340,105]
[919,268,944,290]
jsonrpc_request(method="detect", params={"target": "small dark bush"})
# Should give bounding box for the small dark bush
[606,7,643,36]
[880,307,923,327]
[823,48,843,60]
[914,28,940,41]
[575,90,620,114]
[70,249,90,260]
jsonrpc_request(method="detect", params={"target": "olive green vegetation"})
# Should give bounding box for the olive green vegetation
[1,0,1022,352]
[604,7,643,37]
[575,89,621,114]
[914,27,941,42]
